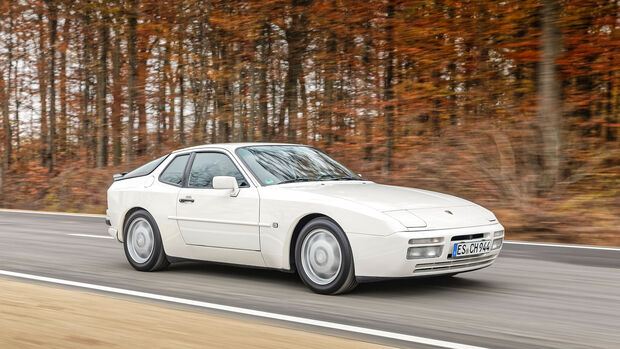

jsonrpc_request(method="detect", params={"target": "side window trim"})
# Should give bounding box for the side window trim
[183,152,196,188]
[158,153,192,187]
[222,148,259,188]
[184,150,250,189]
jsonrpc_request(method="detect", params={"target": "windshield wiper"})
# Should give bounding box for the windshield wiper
[317,174,361,181]
[278,175,360,184]
[278,178,315,184]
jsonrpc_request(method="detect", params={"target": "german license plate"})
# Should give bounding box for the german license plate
[452,240,491,258]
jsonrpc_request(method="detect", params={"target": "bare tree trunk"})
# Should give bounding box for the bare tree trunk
[136,44,148,156]
[383,1,395,173]
[0,73,10,184]
[191,12,210,144]
[191,76,202,145]
[156,47,165,153]
[537,0,562,193]
[126,0,138,163]
[282,2,307,143]
[362,20,374,160]
[611,70,619,141]
[59,17,70,157]
[248,64,256,142]
[0,159,3,199]
[213,41,232,143]
[178,51,186,146]
[335,41,348,143]
[96,13,109,168]
[46,0,58,174]
[269,29,278,141]
[37,12,48,167]
[1,13,14,174]
[236,49,246,142]
[299,74,308,142]
[322,34,336,146]
[80,2,94,165]
[0,42,9,194]
[164,40,174,143]
[11,11,20,158]
[176,6,186,146]
[111,27,123,165]
[258,23,269,141]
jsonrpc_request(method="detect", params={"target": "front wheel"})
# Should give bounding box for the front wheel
[295,218,357,294]
[123,209,169,272]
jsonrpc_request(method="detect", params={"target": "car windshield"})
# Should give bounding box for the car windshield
[236,145,360,186]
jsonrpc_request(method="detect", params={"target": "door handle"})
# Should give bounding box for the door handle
[179,197,194,203]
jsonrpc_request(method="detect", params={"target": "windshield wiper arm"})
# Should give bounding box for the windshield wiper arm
[278,178,315,184]
[317,175,360,181]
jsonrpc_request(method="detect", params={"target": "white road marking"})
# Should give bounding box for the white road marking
[504,241,620,251]
[68,234,114,240]
[0,208,105,218]
[0,270,485,349]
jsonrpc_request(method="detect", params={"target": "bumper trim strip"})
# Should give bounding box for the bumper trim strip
[414,254,498,273]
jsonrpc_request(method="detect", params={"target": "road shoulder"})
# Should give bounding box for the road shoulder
[0,278,390,349]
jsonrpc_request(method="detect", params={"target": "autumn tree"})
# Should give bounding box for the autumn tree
[0,0,617,237]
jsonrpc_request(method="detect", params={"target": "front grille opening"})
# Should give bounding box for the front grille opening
[414,254,497,273]
[451,233,484,241]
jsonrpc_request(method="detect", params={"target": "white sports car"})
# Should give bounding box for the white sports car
[106,143,504,294]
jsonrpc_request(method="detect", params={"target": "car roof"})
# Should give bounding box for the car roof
[170,142,306,154]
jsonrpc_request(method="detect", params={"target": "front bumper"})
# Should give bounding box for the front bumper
[107,227,119,240]
[348,223,504,278]
[106,213,120,241]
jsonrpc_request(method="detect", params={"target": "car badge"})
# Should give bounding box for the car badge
[445,210,453,215]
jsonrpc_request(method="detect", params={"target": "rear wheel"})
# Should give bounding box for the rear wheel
[295,217,357,294]
[124,209,169,271]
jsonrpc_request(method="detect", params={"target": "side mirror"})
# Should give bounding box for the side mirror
[212,176,240,197]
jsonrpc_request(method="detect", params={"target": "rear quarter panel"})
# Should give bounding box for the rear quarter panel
[107,176,183,256]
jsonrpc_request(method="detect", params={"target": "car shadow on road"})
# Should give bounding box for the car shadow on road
[164,260,497,297]
[353,274,496,297]
[165,261,303,286]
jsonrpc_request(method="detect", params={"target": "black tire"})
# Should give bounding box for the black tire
[123,209,169,272]
[294,217,357,294]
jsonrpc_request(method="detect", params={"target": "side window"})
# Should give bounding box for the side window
[159,154,190,186]
[188,152,249,188]
[122,154,169,180]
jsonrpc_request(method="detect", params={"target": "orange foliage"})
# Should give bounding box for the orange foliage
[0,0,618,244]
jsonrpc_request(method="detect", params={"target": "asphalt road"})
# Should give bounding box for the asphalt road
[1,210,619,349]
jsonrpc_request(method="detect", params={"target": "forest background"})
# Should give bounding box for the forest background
[0,0,618,244]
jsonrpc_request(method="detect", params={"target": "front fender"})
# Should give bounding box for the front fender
[257,187,404,270]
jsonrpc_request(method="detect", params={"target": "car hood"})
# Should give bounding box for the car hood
[279,181,467,210]
[278,181,497,229]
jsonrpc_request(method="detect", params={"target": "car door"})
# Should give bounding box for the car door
[174,151,260,251]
